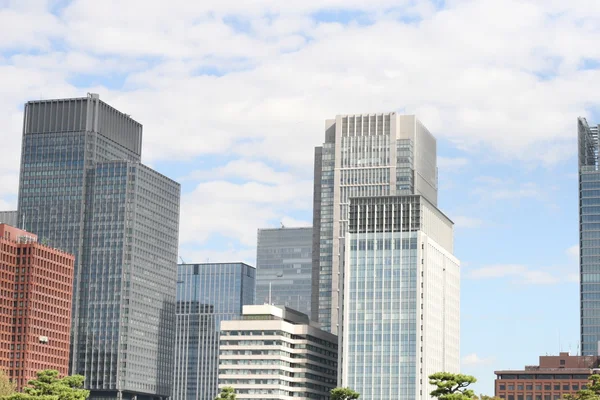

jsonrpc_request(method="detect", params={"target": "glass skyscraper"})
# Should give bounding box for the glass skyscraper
[578,117,600,355]
[341,196,460,400]
[256,227,313,318]
[173,263,256,400]
[17,94,181,400]
[312,113,438,333]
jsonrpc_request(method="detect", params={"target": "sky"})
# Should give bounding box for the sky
[0,0,596,394]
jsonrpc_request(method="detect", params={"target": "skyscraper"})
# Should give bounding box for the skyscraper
[256,227,313,318]
[17,94,181,400]
[0,211,17,226]
[578,117,600,356]
[312,113,437,333]
[173,263,255,400]
[341,196,460,400]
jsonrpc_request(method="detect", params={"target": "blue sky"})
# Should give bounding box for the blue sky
[0,0,597,394]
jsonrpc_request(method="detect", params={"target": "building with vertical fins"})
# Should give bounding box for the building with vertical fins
[17,94,181,400]
[312,113,438,334]
[0,224,75,390]
[341,196,460,399]
[173,263,256,400]
[578,117,600,356]
[0,211,18,227]
[256,227,313,318]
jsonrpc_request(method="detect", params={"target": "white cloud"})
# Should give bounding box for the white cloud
[181,160,296,185]
[462,353,495,367]
[468,264,577,285]
[452,216,483,229]
[179,177,312,247]
[2,0,600,250]
[567,244,579,260]
[438,157,469,170]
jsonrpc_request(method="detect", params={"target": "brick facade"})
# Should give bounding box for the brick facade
[0,224,74,389]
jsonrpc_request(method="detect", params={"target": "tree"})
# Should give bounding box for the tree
[0,370,15,396]
[215,387,236,400]
[476,395,503,400]
[564,375,600,400]
[0,370,89,400]
[331,387,360,400]
[429,372,477,400]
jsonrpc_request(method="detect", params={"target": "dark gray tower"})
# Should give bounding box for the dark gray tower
[17,94,180,400]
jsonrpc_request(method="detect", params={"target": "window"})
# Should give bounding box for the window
[526,385,533,390]
[563,385,570,391]
[560,359,566,365]
[518,385,524,390]
[500,385,506,390]
[554,385,560,391]
[509,385,515,390]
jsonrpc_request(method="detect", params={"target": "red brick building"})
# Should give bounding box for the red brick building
[495,352,600,400]
[0,224,74,389]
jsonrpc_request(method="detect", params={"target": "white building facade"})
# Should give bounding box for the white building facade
[218,305,338,399]
[341,195,460,400]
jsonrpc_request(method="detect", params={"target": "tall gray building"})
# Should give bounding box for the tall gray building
[173,263,255,400]
[256,227,313,318]
[17,94,181,400]
[0,211,17,226]
[312,113,437,333]
[579,117,600,355]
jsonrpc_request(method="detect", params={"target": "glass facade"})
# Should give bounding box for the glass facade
[342,196,460,400]
[0,211,18,226]
[345,231,418,399]
[17,95,181,399]
[313,114,438,333]
[173,263,256,400]
[579,117,600,355]
[256,227,312,316]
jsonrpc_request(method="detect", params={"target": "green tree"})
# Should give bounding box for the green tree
[331,387,360,400]
[476,395,503,400]
[429,372,477,400]
[0,370,15,396]
[564,374,600,400]
[214,387,236,400]
[0,370,89,400]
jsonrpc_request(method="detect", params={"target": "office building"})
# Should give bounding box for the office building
[17,94,181,399]
[256,227,313,318]
[173,263,256,400]
[313,113,438,333]
[218,304,338,399]
[0,211,17,226]
[495,352,600,400]
[341,195,460,400]
[0,224,74,390]
[578,117,600,356]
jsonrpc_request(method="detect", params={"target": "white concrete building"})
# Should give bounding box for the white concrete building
[218,305,338,399]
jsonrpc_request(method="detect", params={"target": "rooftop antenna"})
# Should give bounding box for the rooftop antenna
[179,256,186,264]
[280,222,285,228]
[269,282,272,305]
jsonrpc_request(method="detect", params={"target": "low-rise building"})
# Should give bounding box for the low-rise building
[218,305,338,399]
[495,352,600,400]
